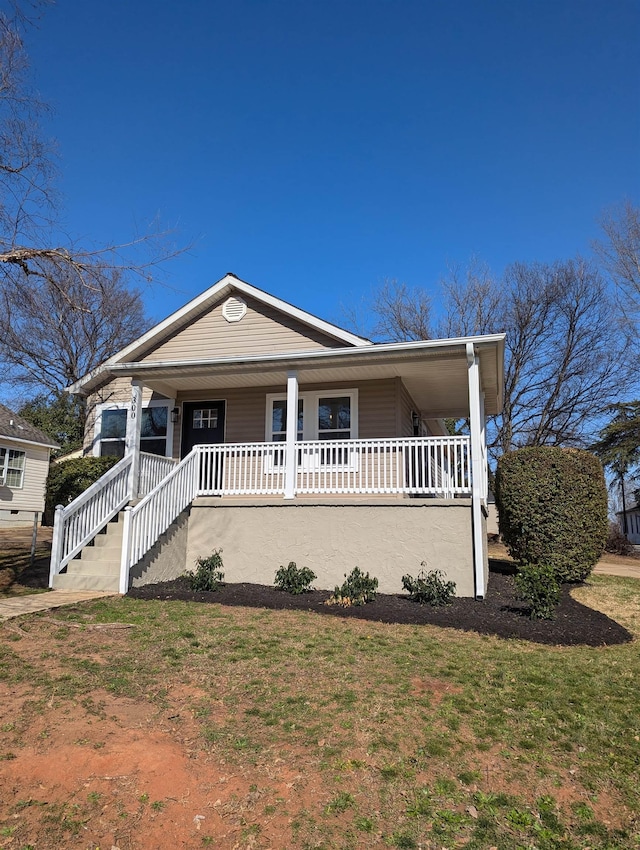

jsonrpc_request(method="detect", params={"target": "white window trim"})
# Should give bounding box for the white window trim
[265,389,359,442]
[0,444,26,489]
[93,399,174,458]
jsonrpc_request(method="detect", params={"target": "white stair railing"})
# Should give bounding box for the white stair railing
[119,448,200,592]
[49,455,133,586]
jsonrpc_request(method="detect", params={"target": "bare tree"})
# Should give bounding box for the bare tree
[365,258,629,462]
[371,278,433,341]
[0,4,182,301]
[594,201,640,321]
[437,257,503,339]
[0,262,149,395]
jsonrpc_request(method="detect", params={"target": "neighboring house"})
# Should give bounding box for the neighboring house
[0,404,59,528]
[49,273,505,598]
[617,507,640,545]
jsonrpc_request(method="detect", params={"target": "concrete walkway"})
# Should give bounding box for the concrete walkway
[0,590,116,622]
[593,561,640,580]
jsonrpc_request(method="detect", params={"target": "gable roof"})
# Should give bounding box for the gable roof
[0,403,59,449]
[69,273,371,395]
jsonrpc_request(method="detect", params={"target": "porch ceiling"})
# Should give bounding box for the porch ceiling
[105,335,505,418]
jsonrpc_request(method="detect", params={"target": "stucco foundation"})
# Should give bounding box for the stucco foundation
[129,508,191,587]
[185,498,477,597]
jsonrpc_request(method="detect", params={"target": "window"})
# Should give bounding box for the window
[266,390,358,442]
[318,396,351,440]
[95,402,171,459]
[270,399,303,442]
[0,446,26,488]
[193,408,219,429]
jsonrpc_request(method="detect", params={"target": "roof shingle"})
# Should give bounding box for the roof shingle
[0,403,59,448]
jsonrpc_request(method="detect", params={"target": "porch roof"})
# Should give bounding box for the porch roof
[79,334,505,418]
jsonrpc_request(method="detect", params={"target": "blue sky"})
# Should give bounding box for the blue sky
[28,0,640,328]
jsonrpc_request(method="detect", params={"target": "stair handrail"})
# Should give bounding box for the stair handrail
[119,447,200,593]
[49,455,133,586]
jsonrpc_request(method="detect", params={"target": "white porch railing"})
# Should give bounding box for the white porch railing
[198,441,288,496]
[197,435,471,498]
[138,451,178,496]
[49,455,133,584]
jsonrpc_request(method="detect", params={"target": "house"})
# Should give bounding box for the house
[0,403,59,528]
[49,273,505,598]
[616,507,640,545]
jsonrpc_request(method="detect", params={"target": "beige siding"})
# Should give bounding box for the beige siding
[141,293,347,363]
[0,443,50,514]
[174,379,400,457]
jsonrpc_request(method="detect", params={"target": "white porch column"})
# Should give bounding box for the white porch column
[284,370,299,499]
[467,343,486,598]
[125,380,143,500]
[479,389,487,500]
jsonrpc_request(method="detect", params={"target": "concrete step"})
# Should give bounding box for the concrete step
[93,528,124,548]
[66,558,120,576]
[52,572,120,592]
[80,543,122,562]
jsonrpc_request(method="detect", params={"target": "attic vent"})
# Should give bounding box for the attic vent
[222,296,247,323]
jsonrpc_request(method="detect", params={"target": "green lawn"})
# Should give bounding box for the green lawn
[0,574,639,849]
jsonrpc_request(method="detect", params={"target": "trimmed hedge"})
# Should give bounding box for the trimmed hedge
[44,456,118,524]
[495,446,608,583]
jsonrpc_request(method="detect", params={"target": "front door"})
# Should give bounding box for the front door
[181,401,226,457]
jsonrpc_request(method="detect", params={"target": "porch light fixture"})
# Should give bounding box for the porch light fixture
[411,411,420,430]
[171,407,180,424]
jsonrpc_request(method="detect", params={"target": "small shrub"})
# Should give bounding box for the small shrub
[402,566,456,605]
[274,561,316,594]
[187,549,225,592]
[605,521,635,556]
[514,562,560,620]
[326,567,378,606]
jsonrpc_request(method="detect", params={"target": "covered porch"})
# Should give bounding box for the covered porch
[51,334,504,597]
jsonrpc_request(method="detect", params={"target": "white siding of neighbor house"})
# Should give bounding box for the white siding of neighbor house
[0,442,51,520]
[140,294,348,363]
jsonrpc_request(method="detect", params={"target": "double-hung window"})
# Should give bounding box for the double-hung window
[95,402,171,458]
[0,446,26,488]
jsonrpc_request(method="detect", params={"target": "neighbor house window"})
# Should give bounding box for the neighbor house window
[266,390,358,442]
[95,402,171,459]
[0,446,26,488]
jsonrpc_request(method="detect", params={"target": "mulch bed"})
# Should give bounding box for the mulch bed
[128,570,633,647]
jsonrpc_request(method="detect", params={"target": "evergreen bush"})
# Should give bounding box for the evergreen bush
[187,549,225,591]
[274,562,316,594]
[327,567,378,606]
[495,446,607,583]
[402,566,456,605]
[514,562,560,620]
[44,456,118,524]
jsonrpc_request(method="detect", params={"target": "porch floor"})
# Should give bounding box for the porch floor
[194,494,472,506]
